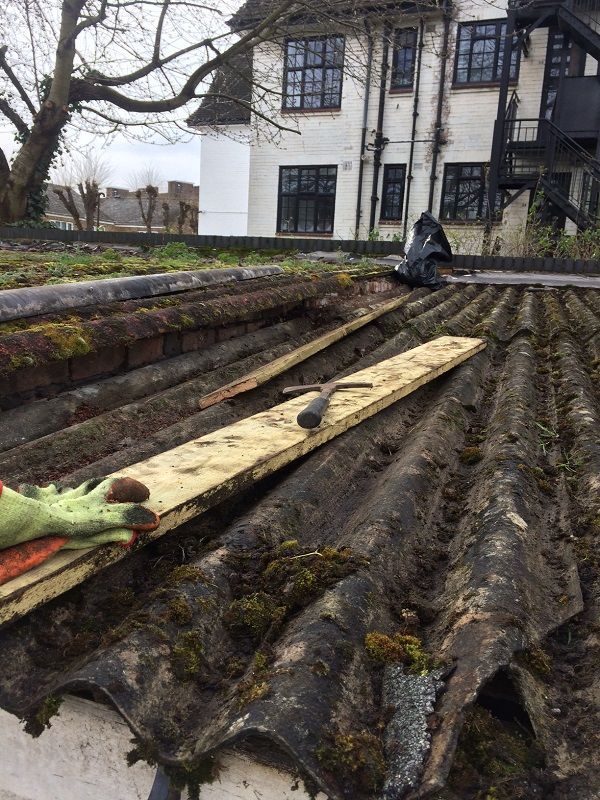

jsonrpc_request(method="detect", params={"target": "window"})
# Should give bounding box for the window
[278,166,337,233]
[440,163,498,221]
[54,220,74,230]
[391,28,418,90]
[283,36,345,110]
[454,20,519,85]
[380,164,407,220]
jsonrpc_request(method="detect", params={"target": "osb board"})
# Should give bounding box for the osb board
[0,336,485,626]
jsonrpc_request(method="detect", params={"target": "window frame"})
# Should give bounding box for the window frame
[277,165,338,234]
[453,19,520,86]
[390,28,418,91]
[282,35,345,111]
[380,164,407,221]
[440,162,499,222]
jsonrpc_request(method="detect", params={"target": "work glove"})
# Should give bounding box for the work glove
[0,476,160,551]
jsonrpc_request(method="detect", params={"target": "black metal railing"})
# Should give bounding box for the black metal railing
[500,116,600,225]
[570,0,600,35]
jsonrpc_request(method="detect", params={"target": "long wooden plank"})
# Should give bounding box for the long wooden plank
[0,336,485,626]
[198,293,412,409]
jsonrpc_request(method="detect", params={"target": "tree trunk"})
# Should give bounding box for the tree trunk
[0,1,84,224]
[53,186,83,230]
[79,180,100,231]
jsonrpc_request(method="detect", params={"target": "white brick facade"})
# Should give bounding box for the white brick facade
[245,0,597,250]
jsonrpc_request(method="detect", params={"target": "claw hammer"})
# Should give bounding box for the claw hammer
[282,381,373,429]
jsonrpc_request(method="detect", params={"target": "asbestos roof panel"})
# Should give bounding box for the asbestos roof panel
[0,282,598,799]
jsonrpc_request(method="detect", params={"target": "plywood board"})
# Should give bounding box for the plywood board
[198,293,413,409]
[0,336,485,626]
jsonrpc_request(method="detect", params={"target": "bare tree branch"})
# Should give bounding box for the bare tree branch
[0,45,37,116]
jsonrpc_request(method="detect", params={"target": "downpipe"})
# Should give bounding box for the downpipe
[403,19,425,241]
[428,2,452,213]
[368,23,392,232]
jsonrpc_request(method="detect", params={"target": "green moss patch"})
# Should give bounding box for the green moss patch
[170,629,205,680]
[364,631,435,675]
[316,729,386,795]
[448,706,544,799]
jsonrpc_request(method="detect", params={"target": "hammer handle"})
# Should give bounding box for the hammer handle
[297,392,332,429]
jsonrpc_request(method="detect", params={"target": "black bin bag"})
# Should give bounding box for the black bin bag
[394,211,452,290]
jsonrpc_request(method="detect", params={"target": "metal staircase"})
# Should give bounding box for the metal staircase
[558,0,600,59]
[499,107,600,228]
[492,0,600,229]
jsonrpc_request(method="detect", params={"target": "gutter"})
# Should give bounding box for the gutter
[368,23,392,231]
[354,24,374,239]
[403,19,425,241]
[428,1,452,213]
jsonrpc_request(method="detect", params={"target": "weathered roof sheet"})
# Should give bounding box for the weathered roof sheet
[0,280,598,799]
[188,52,252,127]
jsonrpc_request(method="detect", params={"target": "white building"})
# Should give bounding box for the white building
[189,53,252,236]
[226,0,600,251]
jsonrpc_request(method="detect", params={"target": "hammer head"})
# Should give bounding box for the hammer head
[282,381,373,396]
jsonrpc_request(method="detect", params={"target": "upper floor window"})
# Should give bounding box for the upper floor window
[278,165,337,233]
[454,20,519,85]
[283,36,345,110]
[380,164,407,220]
[391,28,418,90]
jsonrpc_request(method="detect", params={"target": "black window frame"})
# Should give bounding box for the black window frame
[277,165,338,234]
[380,164,407,221]
[453,19,520,86]
[440,163,501,222]
[282,35,345,111]
[391,28,418,90]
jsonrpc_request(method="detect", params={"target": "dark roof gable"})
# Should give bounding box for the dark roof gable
[187,52,252,127]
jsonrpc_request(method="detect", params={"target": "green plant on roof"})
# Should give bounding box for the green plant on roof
[364,631,435,675]
[534,421,559,455]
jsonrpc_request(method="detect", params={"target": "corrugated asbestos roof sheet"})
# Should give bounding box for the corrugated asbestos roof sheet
[0,282,599,799]
[187,53,252,127]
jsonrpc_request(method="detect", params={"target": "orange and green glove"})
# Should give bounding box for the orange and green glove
[0,477,160,585]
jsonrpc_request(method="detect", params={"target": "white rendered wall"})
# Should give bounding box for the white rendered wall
[198,126,250,236]
[246,0,552,250]
[0,697,324,800]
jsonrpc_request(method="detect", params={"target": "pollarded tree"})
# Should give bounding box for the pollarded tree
[52,149,112,230]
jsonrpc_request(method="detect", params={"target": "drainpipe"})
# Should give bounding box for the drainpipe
[403,19,425,241]
[428,2,452,213]
[368,22,392,231]
[354,24,374,239]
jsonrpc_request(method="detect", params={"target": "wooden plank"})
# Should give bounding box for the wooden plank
[198,293,412,409]
[0,336,485,626]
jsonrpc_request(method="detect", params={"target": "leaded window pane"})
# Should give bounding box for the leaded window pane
[283,36,345,109]
[278,166,338,233]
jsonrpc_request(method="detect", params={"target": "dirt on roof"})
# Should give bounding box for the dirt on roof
[0,278,598,799]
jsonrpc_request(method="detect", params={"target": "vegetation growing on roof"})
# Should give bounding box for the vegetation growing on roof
[364,631,435,675]
[459,446,483,465]
[23,694,63,737]
[316,729,386,795]
[223,591,286,639]
[170,629,205,680]
[447,706,544,799]
[235,650,272,709]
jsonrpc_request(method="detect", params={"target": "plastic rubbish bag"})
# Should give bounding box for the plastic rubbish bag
[394,212,452,290]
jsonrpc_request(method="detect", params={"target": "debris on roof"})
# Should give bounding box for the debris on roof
[0,275,598,799]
